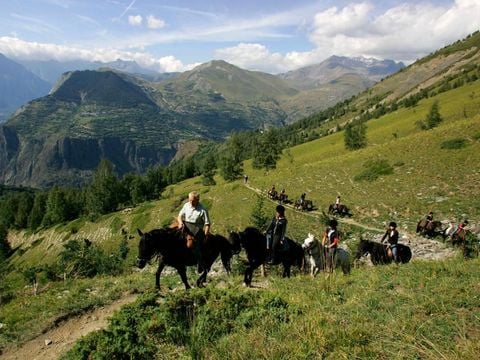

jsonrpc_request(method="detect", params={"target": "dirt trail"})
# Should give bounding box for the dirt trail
[245,184,457,260]
[0,294,138,360]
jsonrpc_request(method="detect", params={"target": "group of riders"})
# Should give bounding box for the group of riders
[418,211,470,243]
[177,190,473,274]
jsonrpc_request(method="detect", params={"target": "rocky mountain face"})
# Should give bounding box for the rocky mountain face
[0,56,404,188]
[278,55,405,90]
[0,54,51,123]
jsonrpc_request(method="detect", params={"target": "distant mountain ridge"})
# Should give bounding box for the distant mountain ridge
[0,54,407,187]
[279,55,405,90]
[16,58,164,85]
[0,54,51,123]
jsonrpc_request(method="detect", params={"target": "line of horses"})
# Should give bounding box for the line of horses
[136,226,411,290]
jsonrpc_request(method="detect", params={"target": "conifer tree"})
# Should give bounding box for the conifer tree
[28,192,48,230]
[425,101,443,129]
[252,130,282,170]
[219,133,243,181]
[86,159,120,216]
[344,122,367,150]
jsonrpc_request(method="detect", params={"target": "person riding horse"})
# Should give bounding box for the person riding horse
[268,185,278,200]
[322,219,339,273]
[177,191,210,271]
[381,221,399,263]
[451,219,469,242]
[266,204,287,264]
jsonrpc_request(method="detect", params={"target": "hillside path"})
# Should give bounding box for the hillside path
[0,294,138,360]
[244,184,457,260]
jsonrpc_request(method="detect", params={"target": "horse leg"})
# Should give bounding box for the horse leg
[155,259,165,290]
[244,259,261,287]
[283,263,291,278]
[220,251,232,275]
[177,266,191,290]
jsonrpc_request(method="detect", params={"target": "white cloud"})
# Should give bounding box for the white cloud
[214,43,321,73]
[0,36,196,73]
[147,15,166,30]
[308,0,480,63]
[128,15,142,26]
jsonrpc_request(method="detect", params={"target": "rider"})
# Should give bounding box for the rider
[268,185,277,199]
[322,219,339,272]
[177,191,210,271]
[280,189,287,202]
[266,204,287,264]
[452,219,469,239]
[425,211,434,225]
[299,193,306,206]
[381,221,399,263]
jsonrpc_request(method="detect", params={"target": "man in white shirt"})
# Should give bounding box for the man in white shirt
[177,191,210,270]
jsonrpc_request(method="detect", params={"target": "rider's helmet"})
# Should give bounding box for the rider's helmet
[329,219,338,228]
[389,221,397,228]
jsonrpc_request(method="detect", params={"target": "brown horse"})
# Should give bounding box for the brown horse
[416,219,444,238]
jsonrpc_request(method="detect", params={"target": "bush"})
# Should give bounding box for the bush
[58,239,125,279]
[65,288,297,359]
[354,159,394,182]
[440,138,468,149]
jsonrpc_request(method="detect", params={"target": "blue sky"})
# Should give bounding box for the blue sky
[0,0,479,73]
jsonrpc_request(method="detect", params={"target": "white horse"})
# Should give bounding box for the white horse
[302,233,351,276]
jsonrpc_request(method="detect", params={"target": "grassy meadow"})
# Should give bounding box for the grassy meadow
[1,80,480,358]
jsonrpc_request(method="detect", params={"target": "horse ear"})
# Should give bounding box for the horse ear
[137,229,143,237]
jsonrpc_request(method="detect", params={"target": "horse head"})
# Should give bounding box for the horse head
[136,228,152,269]
[228,231,242,254]
[355,238,370,259]
[302,233,317,251]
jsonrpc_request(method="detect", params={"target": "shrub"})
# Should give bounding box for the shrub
[354,159,394,182]
[440,138,468,149]
[58,239,125,279]
[65,288,296,359]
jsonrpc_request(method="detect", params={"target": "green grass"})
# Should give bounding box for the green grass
[62,258,480,359]
[2,80,480,356]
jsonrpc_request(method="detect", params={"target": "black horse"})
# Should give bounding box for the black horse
[294,199,314,211]
[136,228,238,290]
[229,227,304,287]
[356,238,412,265]
[328,204,352,217]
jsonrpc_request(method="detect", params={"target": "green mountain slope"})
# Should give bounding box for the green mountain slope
[2,78,479,358]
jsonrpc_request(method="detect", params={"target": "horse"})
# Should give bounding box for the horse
[328,204,352,217]
[136,228,238,290]
[302,233,351,276]
[416,219,444,238]
[228,227,304,287]
[294,199,313,211]
[355,238,412,265]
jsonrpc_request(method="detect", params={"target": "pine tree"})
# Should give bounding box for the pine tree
[250,195,268,229]
[252,130,282,170]
[28,192,48,230]
[42,187,68,226]
[344,122,367,150]
[219,133,243,181]
[201,154,216,186]
[425,101,443,129]
[14,192,34,229]
[86,159,121,216]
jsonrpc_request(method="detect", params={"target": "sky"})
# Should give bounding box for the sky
[0,0,479,74]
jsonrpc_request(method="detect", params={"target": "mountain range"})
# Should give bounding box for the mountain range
[0,53,409,187]
[0,54,52,123]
